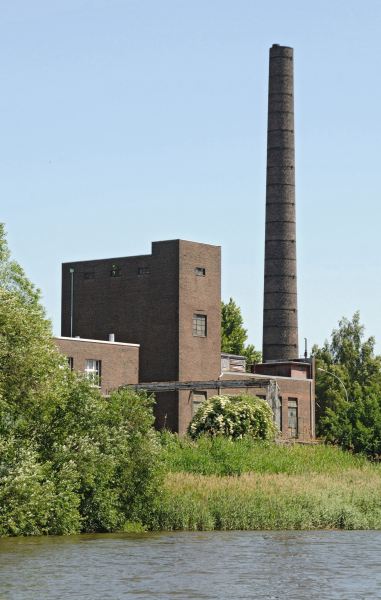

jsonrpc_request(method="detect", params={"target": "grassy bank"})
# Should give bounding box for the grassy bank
[160,433,371,475]
[151,435,381,530]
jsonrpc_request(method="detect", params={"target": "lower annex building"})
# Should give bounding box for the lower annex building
[55,238,315,440]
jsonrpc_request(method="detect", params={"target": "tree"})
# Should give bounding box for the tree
[313,312,381,456]
[0,224,162,535]
[221,298,261,369]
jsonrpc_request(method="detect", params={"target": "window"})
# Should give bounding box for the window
[192,392,207,415]
[276,396,282,432]
[193,314,207,337]
[138,267,150,276]
[195,267,206,277]
[85,359,101,386]
[288,398,298,438]
[110,264,121,277]
[84,272,95,280]
[67,356,74,370]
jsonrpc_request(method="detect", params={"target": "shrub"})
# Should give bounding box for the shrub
[188,394,277,440]
[0,225,163,536]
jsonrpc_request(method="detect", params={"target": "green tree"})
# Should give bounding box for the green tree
[0,224,162,535]
[313,311,381,456]
[221,298,261,369]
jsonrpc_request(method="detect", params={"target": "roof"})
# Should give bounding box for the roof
[54,336,140,348]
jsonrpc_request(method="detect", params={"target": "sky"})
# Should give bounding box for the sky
[2,0,381,353]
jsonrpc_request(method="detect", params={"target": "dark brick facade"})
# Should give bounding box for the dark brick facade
[61,239,221,428]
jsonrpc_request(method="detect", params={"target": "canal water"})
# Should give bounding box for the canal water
[1,531,380,599]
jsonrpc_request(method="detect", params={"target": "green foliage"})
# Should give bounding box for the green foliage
[0,224,162,536]
[187,394,277,440]
[160,432,369,476]
[313,311,381,456]
[221,298,261,368]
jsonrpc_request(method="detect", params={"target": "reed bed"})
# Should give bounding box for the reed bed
[151,435,381,530]
[150,470,381,531]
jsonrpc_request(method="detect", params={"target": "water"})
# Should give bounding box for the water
[1,531,381,599]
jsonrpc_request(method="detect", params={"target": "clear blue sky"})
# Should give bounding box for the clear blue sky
[2,0,381,352]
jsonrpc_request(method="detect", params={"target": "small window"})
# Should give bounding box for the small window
[138,267,150,276]
[193,314,207,337]
[276,396,282,432]
[84,272,95,280]
[195,267,206,277]
[192,392,207,415]
[67,356,74,370]
[288,398,298,438]
[85,359,101,386]
[110,264,121,277]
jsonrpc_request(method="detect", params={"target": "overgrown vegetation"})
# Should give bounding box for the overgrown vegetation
[188,394,277,441]
[0,225,162,536]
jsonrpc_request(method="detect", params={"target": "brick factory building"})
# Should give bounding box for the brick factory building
[58,239,315,439]
[56,43,315,440]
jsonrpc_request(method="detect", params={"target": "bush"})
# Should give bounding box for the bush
[188,394,277,440]
[0,224,163,536]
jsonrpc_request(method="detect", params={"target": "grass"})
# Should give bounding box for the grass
[159,432,372,476]
[150,433,381,530]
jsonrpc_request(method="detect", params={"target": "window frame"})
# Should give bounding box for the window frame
[192,313,207,337]
[287,397,298,438]
[84,359,102,386]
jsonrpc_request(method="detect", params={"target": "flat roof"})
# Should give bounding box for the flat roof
[62,239,221,266]
[55,336,140,348]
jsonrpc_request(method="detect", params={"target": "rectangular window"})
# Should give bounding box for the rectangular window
[195,267,206,277]
[193,314,207,337]
[84,272,95,280]
[85,359,101,386]
[192,392,207,415]
[67,356,74,370]
[288,398,298,438]
[138,267,150,276]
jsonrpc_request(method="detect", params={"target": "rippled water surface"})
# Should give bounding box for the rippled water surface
[1,531,381,599]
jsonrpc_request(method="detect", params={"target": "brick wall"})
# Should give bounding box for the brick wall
[54,337,139,395]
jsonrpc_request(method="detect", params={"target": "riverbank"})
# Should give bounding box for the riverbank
[151,436,381,530]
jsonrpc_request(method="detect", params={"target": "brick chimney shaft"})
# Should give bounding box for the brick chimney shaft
[262,44,299,361]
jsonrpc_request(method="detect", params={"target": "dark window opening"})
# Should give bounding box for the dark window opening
[84,272,95,280]
[195,267,206,277]
[67,356,74,370]
[193,314,207,337]
[110,265,121,277]
[138,267,150,276]
[288,398,298,438]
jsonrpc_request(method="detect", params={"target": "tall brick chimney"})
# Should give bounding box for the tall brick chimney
[262,44,299,362]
